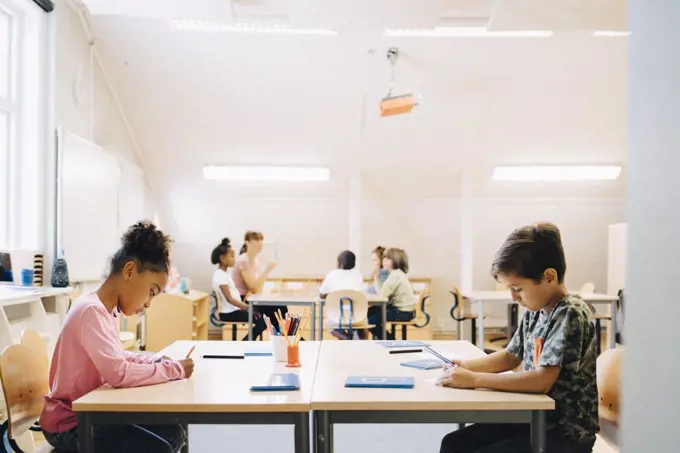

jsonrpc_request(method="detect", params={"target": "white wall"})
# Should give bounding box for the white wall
[54,2,156,250]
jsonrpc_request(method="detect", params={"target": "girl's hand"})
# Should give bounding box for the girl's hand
[178,358,195,378]
[436,366,478,389]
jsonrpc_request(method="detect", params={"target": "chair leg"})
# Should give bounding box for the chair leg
[595,319,602,355]
[402,324,407,340]
[470,318,477,346]
[232,324,237,341]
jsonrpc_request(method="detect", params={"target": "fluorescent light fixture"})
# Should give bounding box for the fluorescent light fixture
[593,30,631,37]
[170,20,338,35]
[384,27,553,38]
[203,165,330,182]
[492,165,622,182]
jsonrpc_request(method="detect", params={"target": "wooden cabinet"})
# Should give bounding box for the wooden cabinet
[144,290,209,352]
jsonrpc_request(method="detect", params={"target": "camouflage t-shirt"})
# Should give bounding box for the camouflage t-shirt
[506,294,599,443]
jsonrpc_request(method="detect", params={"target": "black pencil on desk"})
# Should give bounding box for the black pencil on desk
[389,349,423,354]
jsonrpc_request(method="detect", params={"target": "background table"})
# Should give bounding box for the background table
[311,340,554,453]
[73,340,320,453]
[463,291,619,350]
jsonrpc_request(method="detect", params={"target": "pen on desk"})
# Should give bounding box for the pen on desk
[389,349,423,354]
[186,345,196,358]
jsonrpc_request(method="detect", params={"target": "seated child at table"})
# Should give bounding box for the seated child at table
[360,247,416,340]
[212,237,266,340]
[40,221,194,453]
[366,245,389,294]
[319,250,364,339]
[437,223,598,453]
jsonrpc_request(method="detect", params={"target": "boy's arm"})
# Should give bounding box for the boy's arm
[459,349,522,373]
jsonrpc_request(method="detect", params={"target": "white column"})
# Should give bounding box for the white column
[459,173,474,293]
[624,2,680,451]
[348,168,362,257]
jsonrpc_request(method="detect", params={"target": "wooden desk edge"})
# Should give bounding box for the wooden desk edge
[72,402,313,413]
[309,400,555,411]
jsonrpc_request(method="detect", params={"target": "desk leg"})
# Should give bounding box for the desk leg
[318,303,324,340]
[248,303,253,341]
[181,424,189,453]
[311,303,317,341]
[381,303,387,340]
[531,410,547,453]
[314,411,332,453]
[477,301,485,349]
[77,413,94,453]
[610,301,617,349]
[294,412,310,453]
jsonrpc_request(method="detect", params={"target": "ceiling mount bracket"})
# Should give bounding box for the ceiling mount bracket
[386,47,399,65]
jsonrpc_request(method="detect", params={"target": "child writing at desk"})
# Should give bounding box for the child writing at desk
[437,223,598,453]
[40,221,194,453]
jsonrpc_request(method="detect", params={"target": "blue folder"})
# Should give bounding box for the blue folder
[400,359,444,370]
[250,373,301,391]
[376,340,430,348]
[345,376,415,389]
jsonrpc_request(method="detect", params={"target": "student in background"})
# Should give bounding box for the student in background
[211,237,266,340]
[40,221,194,453]
[231,231,286,330]
[361,247,416,340]
[319,250,364,340]
[437,223,598,453]
[367,245,389,294]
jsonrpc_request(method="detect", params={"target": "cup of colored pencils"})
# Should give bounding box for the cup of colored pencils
[272,309,309,368]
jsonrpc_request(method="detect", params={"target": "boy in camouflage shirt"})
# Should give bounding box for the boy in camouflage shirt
[438,223,598,453]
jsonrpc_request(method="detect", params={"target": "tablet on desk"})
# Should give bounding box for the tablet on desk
[345,376,415,389]
[250,373,301,392]
[400,359,444,370]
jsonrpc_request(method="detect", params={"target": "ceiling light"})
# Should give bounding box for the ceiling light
[170,20,338,35]
[384,27,553,38]
[593,30,631,37]
[203,165,330,182]
[492,165,622,182]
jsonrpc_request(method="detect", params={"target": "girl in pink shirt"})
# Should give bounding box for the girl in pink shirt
[40,221,194,453]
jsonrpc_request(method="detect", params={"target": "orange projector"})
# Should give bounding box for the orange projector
[380,93,417,117]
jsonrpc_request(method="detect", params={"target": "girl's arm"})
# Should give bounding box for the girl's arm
[81,307,185,387]
[239,262,275,294]
[220,285,249,311]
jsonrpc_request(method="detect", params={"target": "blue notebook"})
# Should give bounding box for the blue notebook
[250,373,301,391]
[376,340,430,348]
[345,376,415,389]
[400,359,444,370]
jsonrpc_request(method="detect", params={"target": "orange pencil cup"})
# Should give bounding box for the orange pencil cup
[286,344,301,368]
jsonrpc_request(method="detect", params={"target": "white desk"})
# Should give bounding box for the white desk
[311,340,554,453]
[246,293,389,341]
[463,291,619,350]
[73,340,320,453]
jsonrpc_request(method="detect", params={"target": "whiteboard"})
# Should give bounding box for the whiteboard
[57,129,120,281]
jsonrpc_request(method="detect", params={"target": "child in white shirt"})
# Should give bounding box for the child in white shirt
[320,250,363,339]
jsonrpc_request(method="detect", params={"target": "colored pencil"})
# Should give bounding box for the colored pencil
[186,345,196,358]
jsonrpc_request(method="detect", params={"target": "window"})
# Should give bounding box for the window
[0,0,47,251]
[0,0,18,249]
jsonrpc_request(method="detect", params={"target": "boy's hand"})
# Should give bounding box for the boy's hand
[436,366,478,389]
[178,358,195,379]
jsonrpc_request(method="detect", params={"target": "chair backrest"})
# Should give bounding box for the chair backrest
[580,282,596,294]
[449,287,470,321]
[597,347,622,424]
[324,290,369,326]
[21,329,49,372]
[412,291,431,328]
[0,344,50,439]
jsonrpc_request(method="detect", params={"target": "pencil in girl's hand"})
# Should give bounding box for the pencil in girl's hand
[186,345,196,358]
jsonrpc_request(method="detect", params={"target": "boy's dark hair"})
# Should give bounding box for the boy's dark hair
[337,250,356,270]
[491,222,566,283]
[240,230,264,255]
[384,248,409,273]
[110,221,172,274]
[211,238,231,265]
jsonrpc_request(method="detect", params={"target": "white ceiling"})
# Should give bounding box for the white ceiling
[83,0,628,194]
